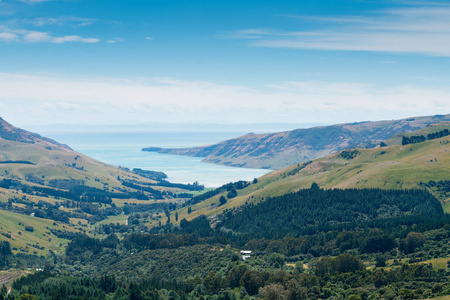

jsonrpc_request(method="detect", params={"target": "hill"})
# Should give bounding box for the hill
[0,117,136,190]
[0,117,198,255]
[0,117,70,150]
[173,122,450,224]
[143,114,450,169]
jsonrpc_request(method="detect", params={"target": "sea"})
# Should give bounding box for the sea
[38,130,272,188]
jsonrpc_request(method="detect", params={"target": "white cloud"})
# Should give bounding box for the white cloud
[0,72,448,127]
[52,35,99,43]
[231,6,450,57]
[24,30,51,42]
[31,16,95,27]
[0,31,18,41]
[145,37,153,40]
[0,29,100,43]
[107,38,123,43]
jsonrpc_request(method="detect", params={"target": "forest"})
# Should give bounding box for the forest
[401,129,450,145]
[1,186,450,299]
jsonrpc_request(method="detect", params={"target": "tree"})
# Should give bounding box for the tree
[375,254,386,267]
[0,285,7,300]
[315,254,364,276]
[399,232,425,254]
[360,229,395,253]
[203,271,221,294]
[219,196,227,206]
[269,253,285,268]
[175,212,178,222]
[310,182,319,190]
[259,284,287,300]
[240,270,266,295]
[226,264,248,288]
[227,189,237,199]
[188,207,192,214]
[165,210,171,225]
[294,261,304,275]
[372,269,387,288]
[286,279,307,300]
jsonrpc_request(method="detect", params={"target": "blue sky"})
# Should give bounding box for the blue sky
[0,0,450,128]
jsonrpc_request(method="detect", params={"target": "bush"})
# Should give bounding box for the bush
[219,196,227,206]
[227,189,237,199]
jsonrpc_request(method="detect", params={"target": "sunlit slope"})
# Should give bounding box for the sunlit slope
[0,137,146,190]
[0,117,186,254]
[0,210,79,255]
[0,117,155,190]
[384,121,450,146]
[175,133,450,223]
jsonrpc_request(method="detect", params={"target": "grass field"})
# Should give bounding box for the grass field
[0,210,82,255]
[0,270,32,288]
[419,257,450,269]
[426,296,450,300]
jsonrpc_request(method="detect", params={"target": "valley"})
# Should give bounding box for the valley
[0,116,450,299]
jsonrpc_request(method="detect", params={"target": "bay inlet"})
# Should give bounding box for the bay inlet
[38,130,271,188]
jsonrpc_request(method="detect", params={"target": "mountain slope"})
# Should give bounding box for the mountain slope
[0,117,160,192]
[0,118,196,254]
[143,114,450,169]
[0,117,70,150]
[174,123,450,223]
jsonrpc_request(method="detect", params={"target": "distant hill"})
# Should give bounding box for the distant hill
[143,114,450,169]
[0,117,138,190]
[0,117,71,150]
[173,122,450,224]
[0,117,200,200]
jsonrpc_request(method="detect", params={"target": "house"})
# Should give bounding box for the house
[240,250,252,260]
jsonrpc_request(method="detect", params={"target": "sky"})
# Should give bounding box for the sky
[1,0,450,130]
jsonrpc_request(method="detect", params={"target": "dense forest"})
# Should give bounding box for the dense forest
[219,186,443,239]
[1,186,450,299]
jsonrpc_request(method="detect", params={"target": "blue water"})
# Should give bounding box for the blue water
[39,131,271,188]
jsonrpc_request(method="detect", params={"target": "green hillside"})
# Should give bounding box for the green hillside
[0,117,198,254]
[174,124,450,224]
[0,210,78,256]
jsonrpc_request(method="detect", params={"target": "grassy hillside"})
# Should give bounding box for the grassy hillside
[0,209,80,256]
[0,117,198,254]
[0,134,154,191]
[384,121,450,146]
[143,114,450,169]
[172,127,450,225]
[0,117,70,149]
